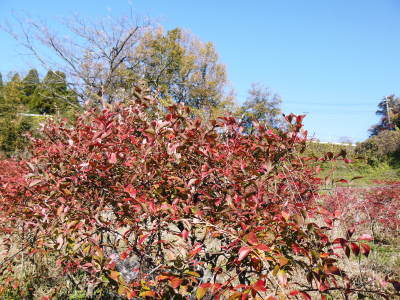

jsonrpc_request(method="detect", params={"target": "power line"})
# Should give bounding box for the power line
[285,101,375,107]
[284,110,376,115]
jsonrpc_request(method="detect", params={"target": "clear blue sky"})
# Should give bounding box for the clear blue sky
[1,0,400,142]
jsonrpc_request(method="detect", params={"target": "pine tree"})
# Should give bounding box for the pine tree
[22,69,40,97]
[30,70,78,114]
[0,74,31,155]
[0,70,78,155]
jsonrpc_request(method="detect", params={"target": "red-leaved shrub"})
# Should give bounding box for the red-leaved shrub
[0,94,396,299]
[323,182,400,239]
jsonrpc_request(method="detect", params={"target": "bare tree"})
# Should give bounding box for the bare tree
[3,12,152,108]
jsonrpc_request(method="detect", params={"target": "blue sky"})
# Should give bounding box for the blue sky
[1,0,400,142]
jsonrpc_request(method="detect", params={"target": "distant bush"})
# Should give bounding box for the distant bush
[355,130,400,164]
[322,183,400,291]
[305,141,355,160]
[323,183,400,239]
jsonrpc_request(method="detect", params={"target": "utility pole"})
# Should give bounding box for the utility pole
[386,96,391,127]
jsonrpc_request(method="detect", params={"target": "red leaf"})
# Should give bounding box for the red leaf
[358,234,373,241]
[189,246,202,257]
[109,152,117,164]
[290,291,311,300]
[124,185,138,198]
[345,245,351,258]
[324,264,341,275]
[120,251,129,260]
[318,280,329,291]
[238,246,252,262]
[245,232,259,245]
[324,217,333,227]
[252,279,267,292]
[360,243,371,257]
[138,234,149,247]
[346,227,355,239]
[255,244,271,251]
[333,238,347,247]
[181,229,189,240]
[296,115,305,123]
[350,242,360,256]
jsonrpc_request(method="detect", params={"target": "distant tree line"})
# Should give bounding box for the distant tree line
[1,15,284,156]
[0,69,78,155]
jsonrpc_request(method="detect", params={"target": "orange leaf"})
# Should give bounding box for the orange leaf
[169,277,183,289]
[110,271,120,281]
[278,256,289,267]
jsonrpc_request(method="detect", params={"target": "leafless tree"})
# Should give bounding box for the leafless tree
[3,12,152,108]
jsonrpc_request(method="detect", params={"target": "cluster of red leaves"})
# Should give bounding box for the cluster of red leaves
[0,95,396,299]
[323,183,400,237]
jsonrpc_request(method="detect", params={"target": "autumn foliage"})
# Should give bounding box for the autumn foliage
[323,182,400,238]
[0,93,397,299]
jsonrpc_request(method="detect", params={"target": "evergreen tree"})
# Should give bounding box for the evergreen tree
[0,74,31,155]
[3,73,24,104]
[30,70,78,114]
[22,69,40,97]
[11,73,21,83]
[0,70,78,155]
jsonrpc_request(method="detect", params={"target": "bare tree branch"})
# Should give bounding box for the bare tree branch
[2,12,152,108]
